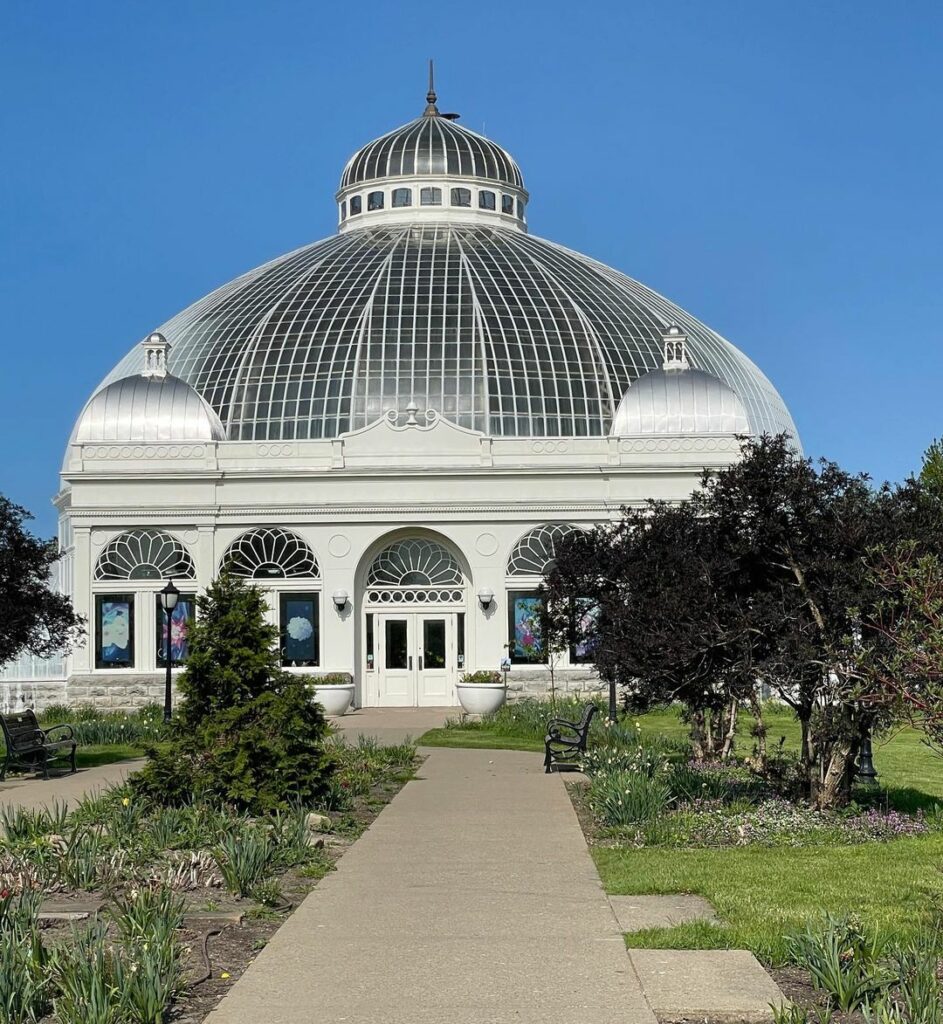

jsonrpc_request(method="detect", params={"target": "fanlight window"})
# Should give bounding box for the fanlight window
[95,530,195,581]
[507,524,581,577]
[223,528,319,580]
[368,539,464,588]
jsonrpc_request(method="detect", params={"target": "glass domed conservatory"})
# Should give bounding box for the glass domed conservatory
[1,78,798,712]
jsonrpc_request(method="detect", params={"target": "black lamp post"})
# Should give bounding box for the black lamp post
[857,727,879,786]
[159,578,180,723]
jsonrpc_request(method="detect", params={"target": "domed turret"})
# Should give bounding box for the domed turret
[335,63,528,232]
[69,333,227,445]
[611,327,752,436]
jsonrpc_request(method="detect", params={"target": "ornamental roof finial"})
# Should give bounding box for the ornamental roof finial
[423,58,439,116]
[141,332,171,378]
[662,325,689,371]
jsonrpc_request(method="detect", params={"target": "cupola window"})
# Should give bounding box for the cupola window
[367,191,385,211]
[479,190,496,210]
[517,199,526,219]
[450,187,471,208]
[340,200,347,219]
[350,195,362,215]
[501,194,514,215]
[392,188,412,208]
[420,187,442,206]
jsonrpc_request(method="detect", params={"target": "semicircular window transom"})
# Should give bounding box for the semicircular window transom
[367,539,464,588]
[223,528,319,580]
[507,524,581,577]
[95,529,196,581]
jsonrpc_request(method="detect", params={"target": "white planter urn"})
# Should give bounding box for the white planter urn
[311,683,355,716]
[455,681,507,716]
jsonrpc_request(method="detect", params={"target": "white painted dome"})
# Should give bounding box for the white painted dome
[611,366,751,436]
[69,334,226,446]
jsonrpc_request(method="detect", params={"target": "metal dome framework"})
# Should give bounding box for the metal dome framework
[100,225,796,443]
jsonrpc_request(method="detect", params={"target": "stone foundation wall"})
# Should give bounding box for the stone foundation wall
[0,675,170,714]
[507,668,604,699]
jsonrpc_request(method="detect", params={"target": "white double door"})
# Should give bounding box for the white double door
[376,612,455,707]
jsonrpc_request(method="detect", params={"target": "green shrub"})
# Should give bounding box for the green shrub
[132,572,334,813]
[459,671,503,684]
[588,769,672,827]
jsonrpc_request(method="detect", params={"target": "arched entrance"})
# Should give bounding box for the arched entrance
[360,536,468,707]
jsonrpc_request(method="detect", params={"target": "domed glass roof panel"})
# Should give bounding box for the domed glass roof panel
[340,117,524,190]
[99,225,797,443]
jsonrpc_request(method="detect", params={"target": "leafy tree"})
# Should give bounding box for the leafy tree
[133,571,333,812]
[855,545,943,750]
[920,438,943,498]
[0,496,83,665]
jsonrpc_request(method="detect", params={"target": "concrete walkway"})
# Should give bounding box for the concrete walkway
[0,760,144,812]
[206,747,657,1024]
[332,706,452,745]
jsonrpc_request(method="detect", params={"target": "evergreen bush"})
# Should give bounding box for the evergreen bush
[132,572,333,813]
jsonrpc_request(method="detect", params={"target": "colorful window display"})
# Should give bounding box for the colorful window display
[507,591,545,664]
[570,598,599,663]
[156,596,195,666]
[95,594,135,668]
[280,593,320,666]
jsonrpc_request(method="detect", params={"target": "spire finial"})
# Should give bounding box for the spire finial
[662,325,689,371]
[141,331,171,379]
[423,59,439,116]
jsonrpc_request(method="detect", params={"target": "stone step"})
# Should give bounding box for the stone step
[628,949,788,1022]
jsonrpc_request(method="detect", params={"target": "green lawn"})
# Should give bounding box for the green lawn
[420,702,943,961]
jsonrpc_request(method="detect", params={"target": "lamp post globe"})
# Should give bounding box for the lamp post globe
[159,579,180,722]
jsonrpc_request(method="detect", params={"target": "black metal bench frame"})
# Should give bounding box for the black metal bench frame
[544,703,598,773]
[0,709,77,781]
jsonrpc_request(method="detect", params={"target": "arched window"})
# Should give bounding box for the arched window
[367,191,385,211]
[222,528,319,579]
[420,187,442,206]
[368,539,463,587]
[506,524,581,577]
[95,530,195,581]
[392,188,412,207]
[450,187,471,208]
[479,190,496,210]
[350,195,362,215]
[501,194,514,215]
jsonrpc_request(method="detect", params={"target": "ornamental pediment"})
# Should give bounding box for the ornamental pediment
[334,408,488,468]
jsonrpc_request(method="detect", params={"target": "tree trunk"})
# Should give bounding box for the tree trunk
[720,698,739,762]
[690,709,707,761]
[809,737,855,810]
[749,692,767,770]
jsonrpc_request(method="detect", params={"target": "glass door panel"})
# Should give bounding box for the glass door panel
[422,619,446,670]
[385,619,409,670]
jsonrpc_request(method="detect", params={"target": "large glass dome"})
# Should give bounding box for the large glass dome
[97,90,797,443]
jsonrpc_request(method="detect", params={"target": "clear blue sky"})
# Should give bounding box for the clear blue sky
[2,1,941,535]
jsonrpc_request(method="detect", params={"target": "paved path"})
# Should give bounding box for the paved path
[206,747,656,1024]
[0,760,144,811]
[333,706,452,745]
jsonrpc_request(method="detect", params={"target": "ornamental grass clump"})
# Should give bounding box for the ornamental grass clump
[213,828,278,897]
[787,914,893,1012]
[588,769,672,828]
[0,888,51,1024]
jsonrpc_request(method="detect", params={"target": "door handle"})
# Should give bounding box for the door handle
[419,657,423,671]
[408,656,413,670]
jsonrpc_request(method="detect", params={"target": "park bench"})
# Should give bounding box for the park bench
[0,709,77,781]
[544,703,598,773]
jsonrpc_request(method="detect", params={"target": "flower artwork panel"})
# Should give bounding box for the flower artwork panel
[96,595,135,668]
[156,596,195,665]
[570,598,599,663]
[280,593,320,666]
[508,591,545,664]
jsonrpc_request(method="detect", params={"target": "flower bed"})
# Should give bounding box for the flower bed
[0,735,419,1023]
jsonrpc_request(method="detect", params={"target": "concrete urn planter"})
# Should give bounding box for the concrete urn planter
[311,683,355,716]
[455,681,507,716]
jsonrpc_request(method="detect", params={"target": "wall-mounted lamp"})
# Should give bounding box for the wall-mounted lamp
[477,587,494,610]
[332,589,349,611]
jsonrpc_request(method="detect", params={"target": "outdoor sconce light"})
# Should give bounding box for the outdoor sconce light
[477,587,494,610]
[332,589,349,611]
